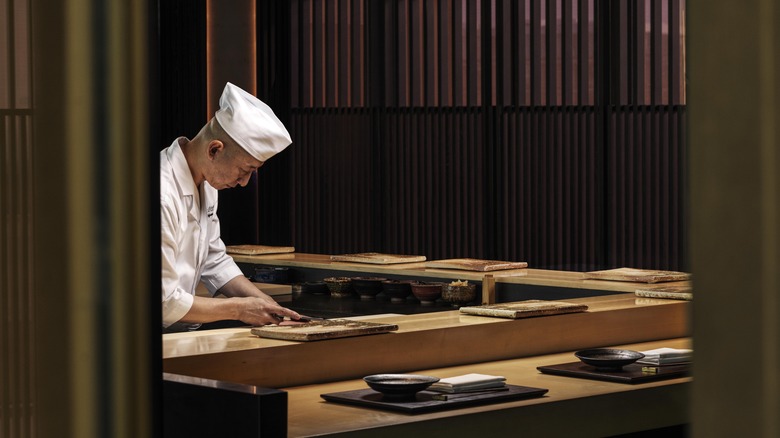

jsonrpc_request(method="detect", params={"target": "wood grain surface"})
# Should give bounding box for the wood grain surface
[459,300,589,319]
[425,258,529,272]
[634,286,693,300]
[226,245,295,255]
[250,319,399,341]
[583,267,691,283]
[330,252,427,264]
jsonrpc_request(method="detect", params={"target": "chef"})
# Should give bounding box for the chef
[161,82,301,331]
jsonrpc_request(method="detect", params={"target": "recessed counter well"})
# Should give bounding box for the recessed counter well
[230,252,692,299]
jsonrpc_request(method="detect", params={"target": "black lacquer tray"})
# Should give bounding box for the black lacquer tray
[321,384,548,414]
[537,362,690,384]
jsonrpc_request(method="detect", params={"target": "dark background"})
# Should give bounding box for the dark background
[158,0,687,272]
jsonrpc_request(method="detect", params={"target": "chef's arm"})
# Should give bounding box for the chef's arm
[179,276,301,325]
[217,274,275,300]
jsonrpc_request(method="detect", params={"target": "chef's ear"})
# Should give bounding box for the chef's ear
[207,140,225,160]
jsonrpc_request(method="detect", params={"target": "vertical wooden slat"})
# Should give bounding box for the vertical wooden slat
[669,0,684,105]
[439,0,452,106]
[291,0,300,107]
[651,0,663,104]
[338,0,349,106]
[425,0,439,106]
[467,0,481,106]
[452,0,465,106]
[2,0,36,435]
[410,0,424,106]
[521,0,531,106]
[326,0,337,107]
[547,0,559,105]
[531,0,543,105]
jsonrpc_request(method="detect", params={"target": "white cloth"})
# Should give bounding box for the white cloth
[429,373,507,393]
[215,82,292,162]
[160,138,243,328]
[637,347,693,365]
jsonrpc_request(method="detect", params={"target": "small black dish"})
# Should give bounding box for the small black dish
[363,374,440,400]
[351,277,387,300]
[381,279,414,303]
[575,348,645,370]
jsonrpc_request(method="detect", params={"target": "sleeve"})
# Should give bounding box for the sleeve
[160,195,195,328]
[199,198,243,294]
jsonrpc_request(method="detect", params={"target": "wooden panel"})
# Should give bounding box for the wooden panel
[609,0,686,106]
[606,106,687,270]
[251,319,399,341]
[496,107,602,270]
[281,1,688,272]
[162,295,689,388]
[286,339,691,436]
[331,253,427,264]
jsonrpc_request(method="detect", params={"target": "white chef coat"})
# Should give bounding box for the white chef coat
[160,137,243,328]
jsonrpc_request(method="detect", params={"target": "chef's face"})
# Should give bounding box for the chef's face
[206,141,264,190]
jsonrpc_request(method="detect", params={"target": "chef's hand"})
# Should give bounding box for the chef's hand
[179,275,302,326]
[233,297,302,326]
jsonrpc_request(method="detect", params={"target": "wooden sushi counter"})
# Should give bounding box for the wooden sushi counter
[163,295,687,386]
[285,337,691,437]
[163,291,691,436]
[165,253,692,436]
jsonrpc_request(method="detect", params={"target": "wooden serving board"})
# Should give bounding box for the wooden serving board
[635,286,693,301]
[330,252,427,264]
[425,258,528,272]
[320,384,548,414]
[459,300,589,319]
[537,362,690,384]
[583,267,691,283]
[226,245,295,255]
[251,319,398,341]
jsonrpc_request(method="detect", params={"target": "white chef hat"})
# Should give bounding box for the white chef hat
[214,82,292,162]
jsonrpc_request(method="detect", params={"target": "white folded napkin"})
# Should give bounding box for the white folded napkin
[637,347,692,365]
[429,373,507,393]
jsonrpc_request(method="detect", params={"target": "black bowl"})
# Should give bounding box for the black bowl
[363,374,440,399]
[303,281,329,294]
[351,277,387,300]
[575,348,645,370]
[381,280,414,303]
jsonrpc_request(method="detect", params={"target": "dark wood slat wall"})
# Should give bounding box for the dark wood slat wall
[290,110,376,254]
[283,0,687,271]
[156,0,687,271]
[610,0,686,106]
[291,0,366,108]
[497,107,602,270]
[254,0,295,246]
[607,106,687,270]
[380,109,487,258]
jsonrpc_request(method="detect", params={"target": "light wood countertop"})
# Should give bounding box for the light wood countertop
[229,252,692,293]
[163,294,689,388]
[285,338,691,437]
